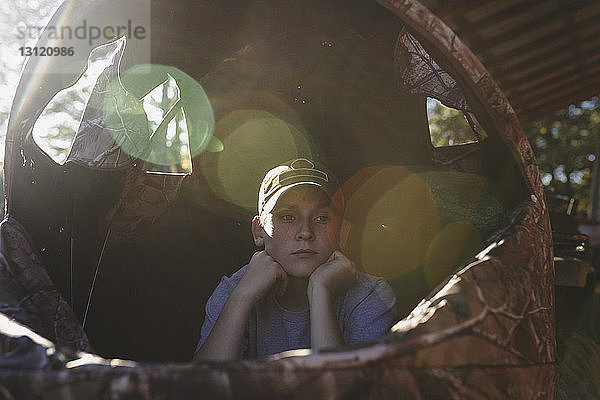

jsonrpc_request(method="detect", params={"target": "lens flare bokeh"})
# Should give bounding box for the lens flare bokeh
[199,105,313,212]
[119,64,214,172]
[341,166,441,280]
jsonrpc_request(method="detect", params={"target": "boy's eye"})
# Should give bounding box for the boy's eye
[315,215,329,223]
[279,214,295,222]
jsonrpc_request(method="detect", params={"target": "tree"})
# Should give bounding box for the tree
[524,96,600,218]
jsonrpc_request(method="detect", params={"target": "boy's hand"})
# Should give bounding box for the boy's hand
[308,250,358,297]
[235,251,288,304]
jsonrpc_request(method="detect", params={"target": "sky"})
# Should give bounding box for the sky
[0,0,177,170]
[0,0,62,162]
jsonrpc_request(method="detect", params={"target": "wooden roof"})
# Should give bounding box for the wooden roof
[421,0,600,123]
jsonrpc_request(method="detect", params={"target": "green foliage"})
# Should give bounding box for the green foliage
[427,98,480,147]
[524,97,600,215]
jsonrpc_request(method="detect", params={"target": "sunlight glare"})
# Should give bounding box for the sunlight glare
[342,166,440,280]
[200,109,312,211]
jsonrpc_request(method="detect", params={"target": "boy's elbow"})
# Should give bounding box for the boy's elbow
[192,342,242,362]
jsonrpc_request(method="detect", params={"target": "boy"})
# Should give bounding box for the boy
[194,158,396,360]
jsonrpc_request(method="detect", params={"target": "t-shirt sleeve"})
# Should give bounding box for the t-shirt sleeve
[194,266,248,354]
[341,276,397,345]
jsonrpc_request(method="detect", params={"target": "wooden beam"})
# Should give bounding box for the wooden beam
[452,1,543,36]
[503,64,577,97]
[518,74,600,114]
[517,61,600,104]
[466,4,600,70]
[517,85,600,123]
[427,0,600,121]
[492,37,600,92]
[489,29,600,78]
[500,51,573,86]
[476,7,564,51]
[486,37,570,73]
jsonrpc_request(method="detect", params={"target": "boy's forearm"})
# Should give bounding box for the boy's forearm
[307,282,344,352]
[193,290,254,361]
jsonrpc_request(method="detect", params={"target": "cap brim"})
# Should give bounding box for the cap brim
[260,181,330,217]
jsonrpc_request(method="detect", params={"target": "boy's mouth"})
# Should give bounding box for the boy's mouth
[292,249,317,255]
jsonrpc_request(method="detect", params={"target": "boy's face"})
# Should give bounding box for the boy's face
[253,186,341,278]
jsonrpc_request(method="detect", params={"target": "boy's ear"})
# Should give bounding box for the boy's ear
[251,216,265,247]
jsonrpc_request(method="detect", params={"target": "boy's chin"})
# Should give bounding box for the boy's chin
[282,264,320,279]
[284,270,315,280]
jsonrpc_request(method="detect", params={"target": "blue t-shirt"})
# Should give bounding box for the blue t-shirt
[196,265,397,358]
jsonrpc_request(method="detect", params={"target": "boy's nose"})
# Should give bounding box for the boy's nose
[296,220,315,241]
